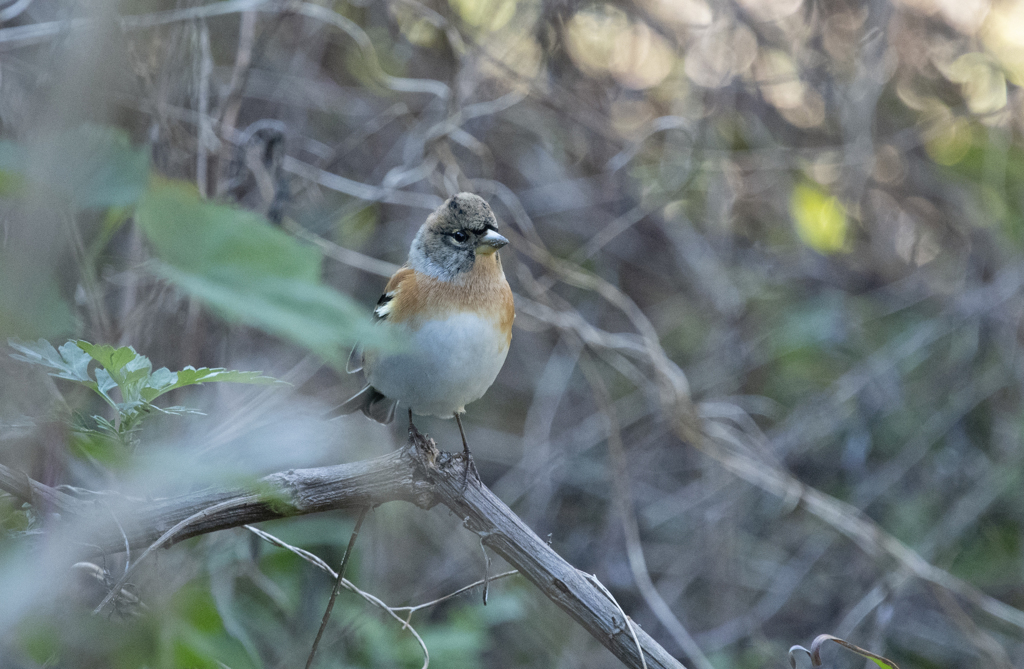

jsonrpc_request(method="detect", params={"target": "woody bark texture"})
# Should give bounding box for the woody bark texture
[0,432,685,669]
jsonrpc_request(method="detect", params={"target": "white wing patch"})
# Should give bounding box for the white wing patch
[374,292,396,320]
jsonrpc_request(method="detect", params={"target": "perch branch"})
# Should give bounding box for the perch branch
[0,432,685,669]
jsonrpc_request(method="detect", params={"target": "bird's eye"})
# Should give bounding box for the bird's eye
[450,230,469,243]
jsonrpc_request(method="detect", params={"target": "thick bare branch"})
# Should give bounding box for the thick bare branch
[0,433,686,669]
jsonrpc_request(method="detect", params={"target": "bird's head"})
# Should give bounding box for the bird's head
[409,193,508,281]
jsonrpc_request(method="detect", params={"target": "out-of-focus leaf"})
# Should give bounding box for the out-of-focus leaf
[0,270,75,341]
[790,182,848,253]
[35,124,150,210]
[942,142,1024,246]
[208,561,261,668]
[136,179,319,280]
[944,52,1007,115]
[449,0,518,32]
[925,116,975,166]
[155,265,383,366]
[0,141,26,196]
[69,421,130,466]
[135,180,397,365]
[167,579,257,669]
[789,634,900,669]
[0,125,148,208]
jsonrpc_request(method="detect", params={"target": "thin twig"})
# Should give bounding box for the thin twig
[245,524,431,668]
[195,19,213,198]
[306,506,369,669]
[584,573,648,669]
[92,497,253,615]
[580,353,713,669]
[390,570,520,623]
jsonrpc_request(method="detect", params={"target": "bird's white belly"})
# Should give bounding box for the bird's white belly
[366,313,509,418]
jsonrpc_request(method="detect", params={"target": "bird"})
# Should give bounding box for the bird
[333,193,514,476]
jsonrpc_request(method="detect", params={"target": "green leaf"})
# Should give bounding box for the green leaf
[144,367,177,394]
[8,338,92,383]
[76,341,153,404]
[0,128,143,341]
[93,368,118,401]
[36,124,150,210]
[136,179,320,280]
[0,255,76,341]
[0,124,148,210]
[155,265,383,365]
[0,141,26,196]
[10,339,287,445]
[140,366,284,402]
[168,366,284,390]
[75,341,142,378]
[135,180,398,364]
[69,421,130,465]
[151,405,206,417]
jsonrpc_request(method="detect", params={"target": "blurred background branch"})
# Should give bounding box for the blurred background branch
[3,0,1024,667]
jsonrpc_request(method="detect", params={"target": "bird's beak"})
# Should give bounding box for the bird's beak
[476,229,508,255]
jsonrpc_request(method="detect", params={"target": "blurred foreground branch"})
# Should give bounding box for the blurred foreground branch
[0,433,684,669]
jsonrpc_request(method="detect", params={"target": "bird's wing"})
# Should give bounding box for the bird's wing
[346,266,416,373]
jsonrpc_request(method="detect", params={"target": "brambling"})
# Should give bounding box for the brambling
[333,193,514,471]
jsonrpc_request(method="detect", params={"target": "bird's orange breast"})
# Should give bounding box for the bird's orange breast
[385,255,514,347]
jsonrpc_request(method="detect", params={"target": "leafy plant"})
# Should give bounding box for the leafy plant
[8,338,285,452]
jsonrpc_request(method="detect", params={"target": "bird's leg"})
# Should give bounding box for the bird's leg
[454,412,478,486]
[407,407,423,441]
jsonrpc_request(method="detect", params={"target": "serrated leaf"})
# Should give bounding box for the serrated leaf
[93,368,118,398]
[152,405,206,417]
[13,337,288,449]
[115,401,147,415]
[54,341,95,382]
[139,366,284,403]
[7,338,94,383]
[119,354,155,404]
[145,367,177,395]
[76,341,156,404]
[172,367,284,389]
[76,341,144,378]
[87,415,120,434]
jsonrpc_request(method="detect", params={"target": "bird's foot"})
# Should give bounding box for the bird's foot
[461,444,479,490]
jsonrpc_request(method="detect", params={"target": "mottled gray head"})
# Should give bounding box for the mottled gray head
[408,193,508,281]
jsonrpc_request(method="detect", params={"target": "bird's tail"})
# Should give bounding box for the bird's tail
[328,384,398,424]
